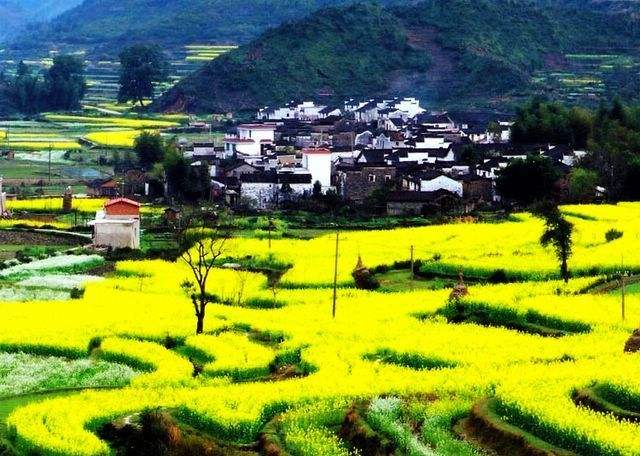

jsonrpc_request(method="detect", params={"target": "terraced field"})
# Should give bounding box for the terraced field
[0,204,640,454]
[533,52,640,104]
[0,111,187,196]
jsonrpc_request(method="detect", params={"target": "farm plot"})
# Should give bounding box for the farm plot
[0,204,640,455]
[532,52,640,104]
[225,203,640,287]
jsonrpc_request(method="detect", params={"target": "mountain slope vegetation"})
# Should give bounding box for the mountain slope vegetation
[0,0,82,41]
[9,0,412,51]
[155,0,640,113]
[157,3,428,112]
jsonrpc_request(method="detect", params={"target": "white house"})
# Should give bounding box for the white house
[186,141,220,160]
[240,171,313,209]
[476,158,509,180]
[224,123,276,157]
[411,135,452,150]
[318,106,342,119]
[89,198,141,250]
[257,104,297,120]
[0,178,6,216]
[389,97,425,119]
[302,147,332,188]
[497,121,513,142]
[257,101,328,121]
[355,130,374,147]
[419,113,457,132]
[297,101,325,121]
[416,173,463,196]
[344,99,368,113]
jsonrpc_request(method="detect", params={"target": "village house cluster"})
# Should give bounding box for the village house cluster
[84,97,586,216]
[177,97,585,215]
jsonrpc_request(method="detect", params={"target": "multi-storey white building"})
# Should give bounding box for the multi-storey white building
[224,123,276,157]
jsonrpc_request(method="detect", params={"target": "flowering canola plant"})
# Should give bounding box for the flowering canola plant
[3,204,640,454]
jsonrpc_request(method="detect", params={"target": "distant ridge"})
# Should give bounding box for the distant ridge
[154,0,640,112]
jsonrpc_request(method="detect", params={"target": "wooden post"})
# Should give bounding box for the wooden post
[332,231,339,319]
[48,143,52,185]
[410,245,415,281]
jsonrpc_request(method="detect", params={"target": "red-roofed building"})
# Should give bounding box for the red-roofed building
[104,198,141,219]
[89,197,141,249]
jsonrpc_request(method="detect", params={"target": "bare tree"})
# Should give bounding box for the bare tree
[234,269,251,307]
[176,210,228,334]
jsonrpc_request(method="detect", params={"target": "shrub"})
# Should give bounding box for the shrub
[88,336,103,353]
[605,229,623,243]
[352,256,380,290]
[244,297,286,309]
[70,288,85,299]
[363,349,455,370]
[488,269,508,283]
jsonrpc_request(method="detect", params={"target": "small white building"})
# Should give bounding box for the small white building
[301,147,332,188]
[420,174,463,196]
[0,178,6,216]
[224,123,276,157]
[240,171,313,209]
[389,97,425,119]
[89,198,141,250]
[403,172,463,197]
[257,101,327,121]
[257,104,297,120]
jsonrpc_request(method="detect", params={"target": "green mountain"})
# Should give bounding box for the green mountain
[155,0,640,113]
[9,0,411,52]
[0,0,82,41]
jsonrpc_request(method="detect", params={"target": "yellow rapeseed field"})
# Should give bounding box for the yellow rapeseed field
[84,130,150,148]
[3,204,640,455]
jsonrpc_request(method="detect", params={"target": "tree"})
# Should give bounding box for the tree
[568,168,598,203]
[459,144,481,165]
[118,45,167,106]
[44,55,86,111]
[8,61,44,114]
[496,155,560,207]
[5,56,85,114]
[163,147,190,200]
[177,212,229,334]
[622,157,640,200]
[487,121,502,142]
[135,132,165,170]
[534,204,573,283]
[511,99,593,148]
[312,181,323,199]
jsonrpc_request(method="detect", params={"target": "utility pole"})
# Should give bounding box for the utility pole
[48,142,52,185]
[267,213,274,250]
[410,245,415,281]
[332,230,340,319]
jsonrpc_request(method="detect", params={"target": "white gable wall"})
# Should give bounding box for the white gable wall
[419,176,463,196]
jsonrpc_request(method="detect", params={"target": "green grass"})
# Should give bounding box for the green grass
[609,282,640,296]
[376,270,454,292]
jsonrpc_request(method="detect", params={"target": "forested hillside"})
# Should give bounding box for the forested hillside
[156,0,640,112]
[0,0,82,41]
[9,0,414,51]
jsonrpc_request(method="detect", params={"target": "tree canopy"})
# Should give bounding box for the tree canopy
[496,155,560,207]
[3,55,86,114]
[118,44,168,106]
